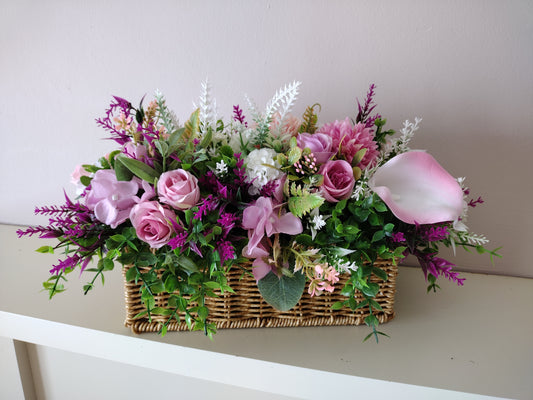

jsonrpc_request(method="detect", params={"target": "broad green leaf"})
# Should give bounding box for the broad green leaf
[114,156,134,181]
[257,271,306,311]
[361,282,380,297]
[115,155,159,184]
[177,255,200,273]
[164,274,179,293]
[125,266,137,282]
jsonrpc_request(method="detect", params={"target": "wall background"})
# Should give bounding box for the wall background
[1,0,532,277]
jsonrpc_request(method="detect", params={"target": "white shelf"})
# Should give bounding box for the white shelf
[1,224,531,399]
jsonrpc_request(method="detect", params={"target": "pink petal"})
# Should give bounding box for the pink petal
[369,151,464,224]
[273,212,303,236]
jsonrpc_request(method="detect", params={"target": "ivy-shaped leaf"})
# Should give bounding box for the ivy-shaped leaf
[257,271,306,311]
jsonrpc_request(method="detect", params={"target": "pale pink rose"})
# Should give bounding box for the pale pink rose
[130,201,176,248]
[319,160,356,202]
[85,169,141,228]
[296,132,334,164]
[157,169,200,210]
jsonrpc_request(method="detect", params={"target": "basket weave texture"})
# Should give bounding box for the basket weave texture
[123,259,397,334]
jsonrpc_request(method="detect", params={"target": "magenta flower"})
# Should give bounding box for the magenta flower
[85,169,140,228]
[130,201,176,248]
[318,118,379,168]
[369,151,464,224]
[242,197,303,256]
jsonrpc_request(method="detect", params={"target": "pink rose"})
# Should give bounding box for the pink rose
[296,132,334,164]
[319,160,355,202]
[85,169,141,228]
[130,201,176,248]
[157,169,200,210]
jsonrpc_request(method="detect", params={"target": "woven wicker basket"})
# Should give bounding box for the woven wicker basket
[123,259,397,334]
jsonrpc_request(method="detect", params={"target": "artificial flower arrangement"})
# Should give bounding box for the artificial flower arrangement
[18,82,499,340]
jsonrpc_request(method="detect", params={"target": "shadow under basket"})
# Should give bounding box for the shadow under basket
[123,259,398,334]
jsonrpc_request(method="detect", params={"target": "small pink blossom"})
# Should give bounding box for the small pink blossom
[157,169,200,210]
[319,160,356,203]
[318,117,379,168]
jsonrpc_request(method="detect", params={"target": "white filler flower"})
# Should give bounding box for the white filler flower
[245,148,281,195]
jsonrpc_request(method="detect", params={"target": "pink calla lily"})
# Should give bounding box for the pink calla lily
[368,151,464,224]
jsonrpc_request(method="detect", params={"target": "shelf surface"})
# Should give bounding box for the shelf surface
[1,224,531,399]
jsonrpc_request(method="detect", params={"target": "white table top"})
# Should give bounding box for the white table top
[1,224,531,399]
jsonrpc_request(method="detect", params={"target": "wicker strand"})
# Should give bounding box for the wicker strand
[123,259,397,334]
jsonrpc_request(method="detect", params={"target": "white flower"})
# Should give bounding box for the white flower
[333,256,359,273]
[228,127,253,153]
[215,160,228,176]
[311,214,326,230]
[244,148,281,195]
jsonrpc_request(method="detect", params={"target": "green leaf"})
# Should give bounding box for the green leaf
[102,259,114,271]
[136,252,158,267]
[257,271,306,311]
[294,234,313,246]
[374,201,388,213]
[177,255,200,273]
[371,230,385,242]
[110,234,126,242]
[331,301,345,310]
[115,155,159,184]
[36,246,54,254]
[164,274,179,293]
[125,266,137,282]
[197,306,209,320]
[80,175,92,186]
[364,314,379,328]
[150,280,165,294]
[361,282,380,297]
[114,156,134,181]
[372,267,388,282]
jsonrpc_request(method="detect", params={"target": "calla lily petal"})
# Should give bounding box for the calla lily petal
[368,151,464,224]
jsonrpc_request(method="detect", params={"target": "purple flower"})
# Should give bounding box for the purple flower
[85,169,141,229]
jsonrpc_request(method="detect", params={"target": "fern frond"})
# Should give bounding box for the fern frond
[299,103,321,134]
[184,109,200,142]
